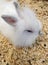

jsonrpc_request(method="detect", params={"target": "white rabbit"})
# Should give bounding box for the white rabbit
[0,2,42,47]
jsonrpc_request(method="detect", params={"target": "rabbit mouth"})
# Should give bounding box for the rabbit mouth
[39,31,43,35]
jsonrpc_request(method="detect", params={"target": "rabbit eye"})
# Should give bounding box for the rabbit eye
[26,30,33,33]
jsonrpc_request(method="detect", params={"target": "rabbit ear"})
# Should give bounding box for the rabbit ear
[13,2,21,17]
[1,15,17,26]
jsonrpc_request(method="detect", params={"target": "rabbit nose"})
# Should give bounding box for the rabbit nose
[39,31,43,35]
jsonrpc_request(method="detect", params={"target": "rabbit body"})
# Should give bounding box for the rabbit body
[0,1,42,47]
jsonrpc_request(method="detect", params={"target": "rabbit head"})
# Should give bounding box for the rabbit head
[1,2,42,47]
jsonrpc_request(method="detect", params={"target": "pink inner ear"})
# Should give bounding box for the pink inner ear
[6,17,16,23]
[2,15,17,26]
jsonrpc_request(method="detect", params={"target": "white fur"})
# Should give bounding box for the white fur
[0,1,42,47]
